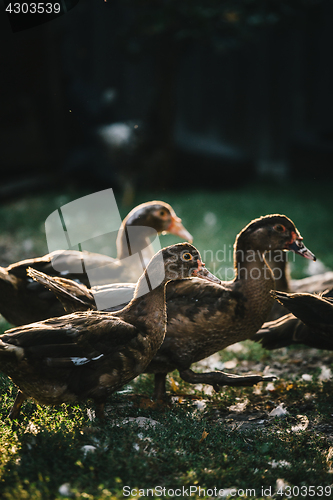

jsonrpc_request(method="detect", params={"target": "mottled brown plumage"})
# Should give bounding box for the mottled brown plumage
[0,201,191,326]
[147,215,315,397]
[254,288,333,350]
[29,214,316,398]
[0,243,214,420]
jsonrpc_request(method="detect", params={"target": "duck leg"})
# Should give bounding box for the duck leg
[153,373,167,399]
[8,390,27,420]
[179,369,276,392]
[94,400,106,420]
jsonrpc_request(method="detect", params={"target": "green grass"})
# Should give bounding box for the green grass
[0,181,333,499]
[1,376,333,499]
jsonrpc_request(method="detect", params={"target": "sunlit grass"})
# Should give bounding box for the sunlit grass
[0,371,333,499]
[0,181,332,498]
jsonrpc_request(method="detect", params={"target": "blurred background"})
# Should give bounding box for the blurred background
[0,0,333,282]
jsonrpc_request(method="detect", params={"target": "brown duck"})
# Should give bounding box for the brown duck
[0,201,192,326]
[254,288,333,350]
[28,214,316,398]
[265,251,333,320]
[0,243,216,420]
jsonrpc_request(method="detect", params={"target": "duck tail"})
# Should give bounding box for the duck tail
[27,268,94,313]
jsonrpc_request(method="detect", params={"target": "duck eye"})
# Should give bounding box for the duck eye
[159,210,165,217]
[274,224,286,233]
[182,252,192,261]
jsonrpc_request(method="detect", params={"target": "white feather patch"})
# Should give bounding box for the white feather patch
[70,354,104,365]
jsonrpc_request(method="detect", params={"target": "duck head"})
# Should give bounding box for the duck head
[164,243,221,283]
[125,201,193,242]
[139,243,220,294]
[235,214,316,261]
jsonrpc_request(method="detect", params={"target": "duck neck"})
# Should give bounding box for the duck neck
[234,246,276,325]
[115,275,168,354]
[265,251,290,292]
[116,223,156,262]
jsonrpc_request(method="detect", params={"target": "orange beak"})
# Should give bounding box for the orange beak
[166,216,193,243]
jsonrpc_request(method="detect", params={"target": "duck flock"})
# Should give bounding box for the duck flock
[0,200,332,420]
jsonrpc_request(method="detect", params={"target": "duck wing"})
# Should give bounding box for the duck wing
[0,311,146,407]
[255,311,333,351]
[27,268,96,313]
[28,268,136,313]
[0,311,140,366]
[166,277,245,328]
[254,290,333,350]
[273,290,333,330]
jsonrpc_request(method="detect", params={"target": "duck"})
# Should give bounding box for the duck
[264,252,333,319]
[0,243,216,420]
[28,214,316,399]
[253,288,333,350]
[116,200,192,263]
[0,201,192,326]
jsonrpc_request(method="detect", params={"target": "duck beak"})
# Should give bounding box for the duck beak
[288,240,316,260]
[193,260,221,284]
[166,216,193,243]
[285,232,316,261]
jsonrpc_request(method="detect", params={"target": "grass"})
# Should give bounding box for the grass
[1,375,333,499]
[0,180,333,499]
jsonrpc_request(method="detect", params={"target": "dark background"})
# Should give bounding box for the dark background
[1,0,333,201]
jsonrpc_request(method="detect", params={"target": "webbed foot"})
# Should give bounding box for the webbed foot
[179,369,277,391]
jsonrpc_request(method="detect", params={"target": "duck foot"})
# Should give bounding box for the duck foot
[179,369,276,391]
[8,390,27,420]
